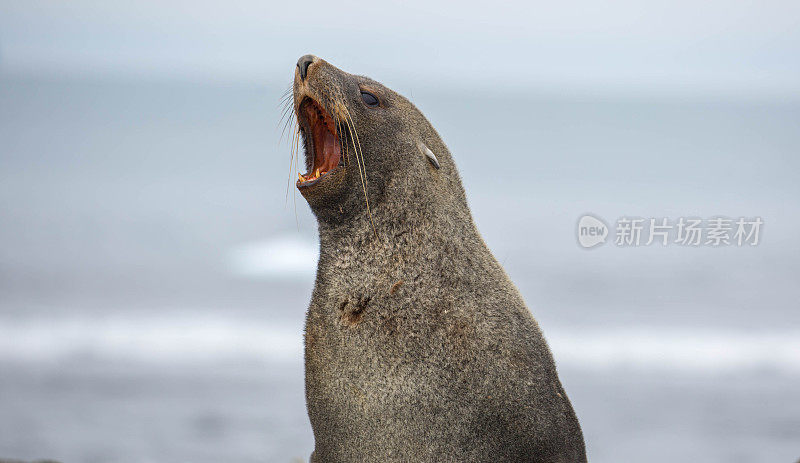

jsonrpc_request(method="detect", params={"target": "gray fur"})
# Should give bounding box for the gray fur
[293,56,586,463]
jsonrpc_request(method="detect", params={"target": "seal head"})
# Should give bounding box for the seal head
[292,54,459,230]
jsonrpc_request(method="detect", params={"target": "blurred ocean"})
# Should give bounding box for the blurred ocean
[1,74,799,462]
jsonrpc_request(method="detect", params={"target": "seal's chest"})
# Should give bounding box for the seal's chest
[335,293,372,328]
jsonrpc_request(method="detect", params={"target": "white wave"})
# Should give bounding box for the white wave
[227,235,318,279]
[0,314,303,364]
[547,328,800,374]
[0,315,798,374]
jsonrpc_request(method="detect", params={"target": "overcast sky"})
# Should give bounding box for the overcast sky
[1,0,799,96]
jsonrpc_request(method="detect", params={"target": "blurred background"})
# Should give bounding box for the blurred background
[1,1,799,462]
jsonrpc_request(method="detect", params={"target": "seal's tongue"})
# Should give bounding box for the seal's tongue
[318,129,335,172]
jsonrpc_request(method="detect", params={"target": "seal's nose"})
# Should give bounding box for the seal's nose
[297,55,317,81]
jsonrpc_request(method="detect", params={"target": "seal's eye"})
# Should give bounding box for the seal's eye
[360,91,379,108]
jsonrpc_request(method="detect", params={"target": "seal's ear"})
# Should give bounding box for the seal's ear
[417,141,440,170]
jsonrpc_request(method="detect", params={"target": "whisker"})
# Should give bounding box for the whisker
[279,104,295,145]
[344,108,367,184]
[276,80,296,139]
[341,104,377,236]
[336,120,348,167]
[277,94,293,108]
[277,99,294,131]
[278,98,292,120]
[286,119,297,205]
[341,109,364,188]
[293,125,300,230]
[277,85,294,111]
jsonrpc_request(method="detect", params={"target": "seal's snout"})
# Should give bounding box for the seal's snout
[297,54,318,81]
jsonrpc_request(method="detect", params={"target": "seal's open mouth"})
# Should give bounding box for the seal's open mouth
[296,98,342,187]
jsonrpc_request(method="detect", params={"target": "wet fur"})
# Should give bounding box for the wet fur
[292,57,586,463]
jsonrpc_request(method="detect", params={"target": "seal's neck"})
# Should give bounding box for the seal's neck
[315,186,483,279]
[312,152,490,285]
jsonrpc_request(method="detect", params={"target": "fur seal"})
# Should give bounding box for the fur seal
[290,54,586,462]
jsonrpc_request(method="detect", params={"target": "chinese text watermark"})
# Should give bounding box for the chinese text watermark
[577,215,762,249]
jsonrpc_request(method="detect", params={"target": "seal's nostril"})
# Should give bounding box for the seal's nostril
[297,55,316,81]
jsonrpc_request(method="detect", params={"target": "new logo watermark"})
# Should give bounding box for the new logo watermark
[577,215,609,248]
[577,215,762,249]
